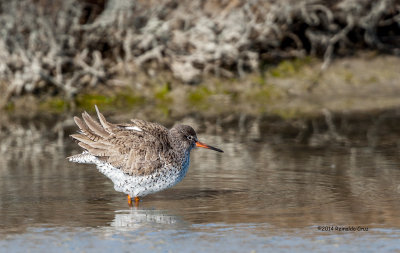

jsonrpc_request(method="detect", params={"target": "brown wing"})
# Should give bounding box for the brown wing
[70,105,170,176]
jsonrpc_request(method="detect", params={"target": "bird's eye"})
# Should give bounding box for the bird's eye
[187,136,193,141]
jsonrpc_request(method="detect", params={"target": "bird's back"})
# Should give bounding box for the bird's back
[68,106,176,176]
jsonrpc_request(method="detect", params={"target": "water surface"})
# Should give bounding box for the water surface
[1,114,400,252]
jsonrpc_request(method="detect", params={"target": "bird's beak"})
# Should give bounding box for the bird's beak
[195,141,224,153]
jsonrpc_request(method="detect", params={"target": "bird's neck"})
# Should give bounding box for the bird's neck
[181,150,191,173]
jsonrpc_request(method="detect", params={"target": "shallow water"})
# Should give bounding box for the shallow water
[1,115,400,252]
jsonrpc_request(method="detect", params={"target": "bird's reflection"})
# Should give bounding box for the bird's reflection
[110,207,185,230]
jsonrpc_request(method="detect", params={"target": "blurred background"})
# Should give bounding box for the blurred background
[1,0,400,251]
[1,0,400,145]
[1,0,400,117]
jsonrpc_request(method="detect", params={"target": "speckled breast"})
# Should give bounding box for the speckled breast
[96,152,191,197]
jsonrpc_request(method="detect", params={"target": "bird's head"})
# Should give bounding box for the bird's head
[170,125,223,153]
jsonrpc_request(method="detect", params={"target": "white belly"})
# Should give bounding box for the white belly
[70,152,190,197]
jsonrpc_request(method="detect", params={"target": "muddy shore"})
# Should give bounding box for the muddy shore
[1,53,400,148]
[5,53,400,119]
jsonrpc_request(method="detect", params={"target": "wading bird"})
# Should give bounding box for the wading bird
[68,106,223,207]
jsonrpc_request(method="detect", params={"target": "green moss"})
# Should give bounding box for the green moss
[152,83,174,117]
[229,90,240,102]
[75,94,113,110]
[366,76,378,84]
[271,108,302,119]
[257,75,266,86]
[114,92,145,108]
[39,97,68,113]
[343,71,354,84]
[75,89,145,111]
[248,84,283,104]
[4,102,15,112]
[155,103,171,118]
[269,57,312,78]
[187,86,213,109]
[154,83,172,103]
[249,74,267,86]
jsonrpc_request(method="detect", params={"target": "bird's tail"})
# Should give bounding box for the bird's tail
[68,105,115,161]
[67,151,96,164]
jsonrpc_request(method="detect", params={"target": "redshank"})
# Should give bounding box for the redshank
[68,106,223,207]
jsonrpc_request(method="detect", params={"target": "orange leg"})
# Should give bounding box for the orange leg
[134,196,140,207]
[127,195,140,207]
[127,194,133,207]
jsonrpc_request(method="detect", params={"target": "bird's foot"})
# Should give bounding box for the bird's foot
[134,196,140,207]
[127,195,140,207]
[127,194,133,207]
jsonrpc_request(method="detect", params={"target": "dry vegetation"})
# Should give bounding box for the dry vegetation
[0,0,399,107]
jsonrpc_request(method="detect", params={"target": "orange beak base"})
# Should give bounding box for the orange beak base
[195,141,223,153]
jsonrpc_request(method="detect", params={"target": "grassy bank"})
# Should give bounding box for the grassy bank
[4,53,400,122]
[1,0,399,108]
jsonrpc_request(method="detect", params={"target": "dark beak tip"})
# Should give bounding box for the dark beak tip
[211,147,224,153]
[215,148,224,153]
